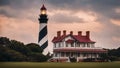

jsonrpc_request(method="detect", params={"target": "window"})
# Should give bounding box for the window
[91,44,95,48]
[83,43,86,47]
[58,43,61,47]
[66,52,70,57]
[71,43,74,47]
[71,53,74,57]
[87,43,90,47]
[76,42,80,47]
[61,52,64,57]
[83,53,87,57]
[55,53,57,57]
[94,53,97,58]
[54,43,56,48]
[77,53,80,57]
[66,43,68,47]
[78,43,80,47]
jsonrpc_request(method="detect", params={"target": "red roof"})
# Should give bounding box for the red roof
[73,35,95,43]
[52,35,67,43]
[41,4,46,10]
[54,48,107,53]
[52,34,95,43]
[66,39,74,43]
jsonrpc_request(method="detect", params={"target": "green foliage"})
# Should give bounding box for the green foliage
[7,40,31,55]
[107,48,120,61]
[0,37,11,46]
[28,53,48,62]
[108,48,120,57]
[26,43,43,53]
[0,37,50,62]
[0,45,27,61]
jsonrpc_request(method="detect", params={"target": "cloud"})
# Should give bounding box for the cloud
[115,8,120,13]
[49,10,87,23]
[48,9,98,24]
[0,0,41,9]
[0,0,10,6]
[112,36,120,42]
[0,0,120,52]
[0,15,39,44]
[111,19,120,26]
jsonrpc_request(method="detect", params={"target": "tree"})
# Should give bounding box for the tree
[99,53,109,61]
[26,43,43,53]
[0,45,27,61]
[7,40,31,55]
[28,53,48,62]
[0,37,11,46]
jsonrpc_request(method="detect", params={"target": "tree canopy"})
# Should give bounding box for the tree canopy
[0,37,51,62]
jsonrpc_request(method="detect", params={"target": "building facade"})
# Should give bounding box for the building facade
[51,30,107,62]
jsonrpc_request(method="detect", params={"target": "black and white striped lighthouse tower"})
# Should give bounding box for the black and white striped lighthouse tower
[38,4,48,50]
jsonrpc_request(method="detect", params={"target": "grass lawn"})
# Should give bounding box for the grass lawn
[0,62,120,68]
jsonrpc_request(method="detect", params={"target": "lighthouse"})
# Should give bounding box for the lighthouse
[38,4,48,50]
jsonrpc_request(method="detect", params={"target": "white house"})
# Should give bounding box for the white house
[51,30,107,62]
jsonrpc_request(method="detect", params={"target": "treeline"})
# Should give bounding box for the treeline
[0,37,52,62]
[107,47,120,61]
[98,48,120,61]
[0,37,120,62]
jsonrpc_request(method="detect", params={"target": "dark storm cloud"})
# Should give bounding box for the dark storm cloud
[0,0,40,8]
[47,0,120,20]
[47,0,90,11]
[0,0,10,6]
[0,0,120,24]
[89,0,120,19]
[0,0,43,20]
[47,0,120,10]
[1,0,120,17]
[0,10,13,17]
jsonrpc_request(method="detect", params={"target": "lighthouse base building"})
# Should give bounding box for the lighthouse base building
[50,30,107,62]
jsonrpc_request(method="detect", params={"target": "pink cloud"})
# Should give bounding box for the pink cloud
[111,19,120,26]
[0,14,39,44]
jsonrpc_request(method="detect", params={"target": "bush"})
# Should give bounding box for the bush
[69,57,77,62]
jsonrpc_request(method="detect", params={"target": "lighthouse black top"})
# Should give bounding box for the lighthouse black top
[39,4,48,23]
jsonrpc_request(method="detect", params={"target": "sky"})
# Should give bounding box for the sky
[0,0,120,53]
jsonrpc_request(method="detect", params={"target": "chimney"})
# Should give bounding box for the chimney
[63,30,66,36]
[70,31,73,35]
[86,31,90,38]
[78,31,82,36]
[57,31,61,37]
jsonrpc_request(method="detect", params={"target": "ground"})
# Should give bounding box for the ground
[0,62,120,68]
